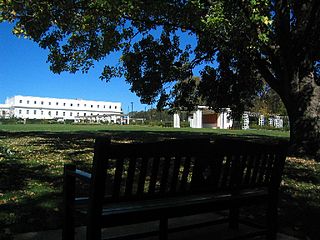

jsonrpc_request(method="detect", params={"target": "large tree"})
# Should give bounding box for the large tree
[1,0,319,159]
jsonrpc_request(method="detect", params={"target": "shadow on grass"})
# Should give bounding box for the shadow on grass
[278,158,320,240]
[0,133,95,235]
[0,130,293,237]
[1,192,62,233]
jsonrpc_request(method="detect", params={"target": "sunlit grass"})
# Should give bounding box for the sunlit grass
[0,123,290,138]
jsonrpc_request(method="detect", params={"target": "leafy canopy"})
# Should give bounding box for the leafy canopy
[1,0,319,115]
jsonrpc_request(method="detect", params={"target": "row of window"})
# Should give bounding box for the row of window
[18,109,115,117]
[18,100,118,109]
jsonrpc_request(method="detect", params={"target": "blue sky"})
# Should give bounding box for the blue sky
[0,23,148,113]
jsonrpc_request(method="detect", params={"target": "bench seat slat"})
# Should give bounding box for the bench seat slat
[137,157,149,195]
[99,188,269,227]
[160,156,171,194]
[180,156,191,192]
[148,157,160,194]
[103,189,269,213]
[112,157,125,200]
[170,156,181,194]
[125,157,137,196]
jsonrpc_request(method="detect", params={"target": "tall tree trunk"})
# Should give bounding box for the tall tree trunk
[284,71,320,161]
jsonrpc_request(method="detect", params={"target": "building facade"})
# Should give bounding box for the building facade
[0,95,124,123]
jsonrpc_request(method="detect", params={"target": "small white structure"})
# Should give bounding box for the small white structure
[173,113,180,128]
[242,113,250,130]
[269,117,274,127]
[276,118,284,128]
[0,95,124,123]
[190,109,203,128]
[258,115,265,126]
[181,106,233,129]
[271,115,283,128]
[217,109,232,129]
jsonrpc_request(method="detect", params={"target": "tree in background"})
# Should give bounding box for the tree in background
[131,108,173,123]
[1,1,319,159]
[251,86,287,116]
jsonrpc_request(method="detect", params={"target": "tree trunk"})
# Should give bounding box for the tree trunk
[284,71,320,161]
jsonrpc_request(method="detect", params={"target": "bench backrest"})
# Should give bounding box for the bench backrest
[88,137,287,205]
[191,139,287,193]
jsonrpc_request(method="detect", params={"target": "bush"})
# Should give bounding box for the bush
[0,118,22,124]
[180,121,190,128]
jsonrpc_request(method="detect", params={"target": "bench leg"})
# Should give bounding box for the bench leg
[62,165,76,240]
[266,201,278,240]
[229,207,239,229]
[159,217,168,240]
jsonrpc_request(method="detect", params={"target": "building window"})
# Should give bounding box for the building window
[48,111,51,116]
[103,105,106,108]
[26,110,29,114]
[77,112,79,116]
[63,103,66,106]
[97,105,99,108]
[56,102,59,106]
[19,100,22,103]
[41,101,44,105]
[84,113,86,117]
[115,106,117,109]
[34,110,37,115]
[56,111,59,116]
[19,110,22,114]
[70,112,73,116]
[91,105,93,108]
[34,101,37,104]
[91,113,93,116]
[77,104,80,107]
[109,106,111,109]
[70,103,73,107]
[49,102,51,105]
[41,111,44,115]
[84,104,87,107]
[63,112,65,116]
[27,100,30,104]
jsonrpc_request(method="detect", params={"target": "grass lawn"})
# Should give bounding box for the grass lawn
[0,123,289,137]
[0,124,319,239]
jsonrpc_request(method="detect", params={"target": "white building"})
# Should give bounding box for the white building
[0,95,124,123]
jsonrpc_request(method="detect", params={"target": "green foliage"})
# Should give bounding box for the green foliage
[1,1,318,111]
[251,87,287,116]
[0,0,271,114]
[0,118,21,125]
[132,108,173,123]
[122,33,192,108]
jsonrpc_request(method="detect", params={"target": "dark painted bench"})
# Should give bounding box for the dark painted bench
[62,137,287,240]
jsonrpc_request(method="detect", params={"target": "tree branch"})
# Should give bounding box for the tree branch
[255,56,281,95]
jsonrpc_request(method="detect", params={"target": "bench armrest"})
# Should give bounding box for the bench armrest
[74,169,92,183]
[64,164,92,183]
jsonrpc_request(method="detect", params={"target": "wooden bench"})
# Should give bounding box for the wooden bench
[62,137,287,240]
